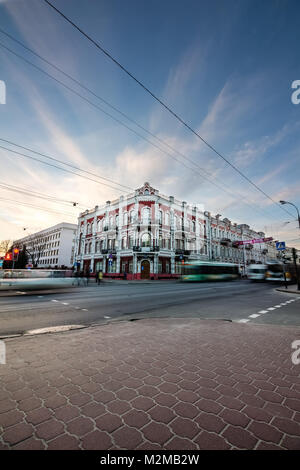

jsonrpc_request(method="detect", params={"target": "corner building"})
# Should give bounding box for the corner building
[75,182,279,279]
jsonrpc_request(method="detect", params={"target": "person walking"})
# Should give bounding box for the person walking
[98,270,103,285]
[79,270,85,286]
[86,269,90,286]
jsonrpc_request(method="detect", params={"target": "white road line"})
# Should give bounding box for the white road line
[274,305,281,308]
[268,307,276,310]
[38,296,43,298]
[51,300,58,302]
[258,310,268,314]
[104,315,110,319]
[238,319,250,323]
[249,314,260,318]
[62,302,69,305]
[82,308,88,311]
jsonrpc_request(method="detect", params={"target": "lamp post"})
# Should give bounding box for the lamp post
[279,201,300,230]
[279,201,300,290]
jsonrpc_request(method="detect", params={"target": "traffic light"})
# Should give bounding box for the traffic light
[13,248,20,261]
[4,252,12,261]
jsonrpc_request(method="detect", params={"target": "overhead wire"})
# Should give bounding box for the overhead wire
[42,0,295,220]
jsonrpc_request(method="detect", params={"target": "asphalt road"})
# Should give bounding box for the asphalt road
[0,280,299,336]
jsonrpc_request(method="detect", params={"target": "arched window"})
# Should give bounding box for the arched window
[165,212,169,226]
[123,212,128,225]
[159,210,163,224]
[142,207,150,224]
[130,210,135,223]
[128,235,134,248]
[109,216,113,227]
[141,232,151,247]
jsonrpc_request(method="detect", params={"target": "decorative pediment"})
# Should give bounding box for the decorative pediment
[136,182,157,196]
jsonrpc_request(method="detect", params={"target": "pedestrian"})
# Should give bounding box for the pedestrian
[98,270,103,285]
[123,271,127,281]
[79,270,85,286]
[74,270,80,286]
[86,269,90,286]
[96,271,99,283]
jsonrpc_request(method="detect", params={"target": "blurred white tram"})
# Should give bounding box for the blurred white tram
[0,270,74,290]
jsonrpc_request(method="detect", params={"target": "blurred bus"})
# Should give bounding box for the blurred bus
[181,262,239,282]
[0,269,74,291]
[265,262,297,283]
[247,264,267,281]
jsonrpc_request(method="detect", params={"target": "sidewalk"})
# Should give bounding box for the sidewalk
[1,317,300,450]
[276,284,300,295]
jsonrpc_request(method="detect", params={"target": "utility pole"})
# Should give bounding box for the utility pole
[292,248,300,291]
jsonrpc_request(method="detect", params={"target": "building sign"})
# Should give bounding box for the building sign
[234,237,273,246]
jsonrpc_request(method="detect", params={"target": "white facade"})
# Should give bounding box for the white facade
[74,182,285,279]
[14,222,77,268]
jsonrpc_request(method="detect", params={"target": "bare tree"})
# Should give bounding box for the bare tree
[22,236,46,268]
[0,239,12,256]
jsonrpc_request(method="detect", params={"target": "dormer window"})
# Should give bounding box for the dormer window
[144,189,149,195]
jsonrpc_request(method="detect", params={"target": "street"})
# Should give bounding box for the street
[0,280,299,337]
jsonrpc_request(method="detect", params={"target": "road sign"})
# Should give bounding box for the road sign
[276,241,286,251]
[0,260,3,268]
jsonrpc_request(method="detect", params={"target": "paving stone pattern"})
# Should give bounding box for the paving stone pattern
[0,318,300,450]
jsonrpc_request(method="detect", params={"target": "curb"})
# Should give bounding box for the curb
[276,288,300,295]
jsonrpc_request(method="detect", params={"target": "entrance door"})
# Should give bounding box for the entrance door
[141,260,150,279]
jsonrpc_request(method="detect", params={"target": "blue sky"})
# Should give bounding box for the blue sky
[0,0,299,247]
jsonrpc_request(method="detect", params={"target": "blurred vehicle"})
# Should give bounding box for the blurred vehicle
[181,261,239,282]
[247,264,267,281]
[265,261,297,283]
[0,269,74,290]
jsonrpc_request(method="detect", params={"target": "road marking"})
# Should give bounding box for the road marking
[82,308,88,311]
[104,315,110,319]
[258,310,268,314]
[249,314,260,318]
[62,302,69,305]
[38,296,43,298]
[274,305,281,308]
[51,300,58,302]
[268,307,276,310]
[16,291,26,295]
[24,325,85,335]
[238,319,250,323]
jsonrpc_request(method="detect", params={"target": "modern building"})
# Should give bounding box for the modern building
[14,222,77,268]
[74,182,285,279]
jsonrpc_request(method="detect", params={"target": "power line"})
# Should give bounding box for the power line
[0,142,131,194]
[42,0,294,219]
[0,41,200,178]
[0,181,84,208]
[0,27,221,179]
[0,196,76,218]
[0,43,289,224]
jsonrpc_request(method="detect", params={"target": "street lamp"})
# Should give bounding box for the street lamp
[279,201,300,230]
[279,200,300,290]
